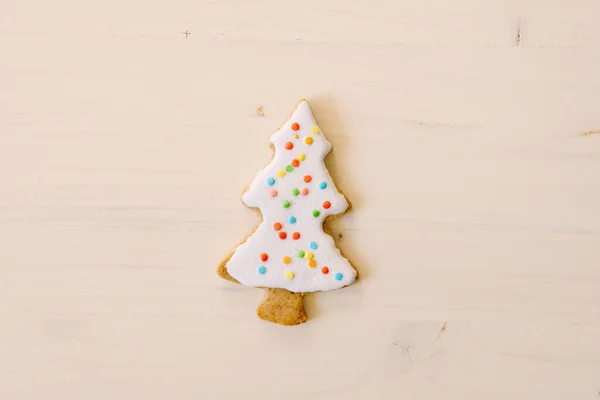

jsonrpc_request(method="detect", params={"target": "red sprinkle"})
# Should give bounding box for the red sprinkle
[285,142,293,150]
[260,253,268,262]
[303,175,312,183]
[322,201,331,209]
[291,122,300,131]
[321,266,329,274]
[292,232,300,240]
[291,159,300,167]
[279,232,287,240]
[273,222,282,231]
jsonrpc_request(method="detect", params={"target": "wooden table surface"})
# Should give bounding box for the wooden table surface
[1,1,599,398]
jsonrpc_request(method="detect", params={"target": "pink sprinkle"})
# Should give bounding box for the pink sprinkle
[270,189,278,197]
[301,188,309,195]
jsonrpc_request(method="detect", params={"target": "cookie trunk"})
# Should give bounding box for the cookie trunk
[257,288,307,326]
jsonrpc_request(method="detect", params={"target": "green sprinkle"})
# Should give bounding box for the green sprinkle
[312,210,320,218]
[282,200,291,208]
[297,250,305,258]
[292,188,300,196]
[286,165,294,172]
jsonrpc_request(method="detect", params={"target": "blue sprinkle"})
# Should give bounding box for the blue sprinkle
[267,177,275,186]
[288,216,297,224]
[258,266,267,275]
[335,272,343,281]
[310,241,318,250]
[319,181,327,190]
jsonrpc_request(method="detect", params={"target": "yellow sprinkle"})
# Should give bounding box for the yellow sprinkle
[305,137,313,145]
[283,256,291,264]
[305,252,314,260]
[286,271,295,279]
[311,126,319,134]
[308,259,316,268]
[298,153,306,161]
[278,169,286,177]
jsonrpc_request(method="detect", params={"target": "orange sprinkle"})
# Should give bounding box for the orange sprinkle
[279,232,287,240]
[293,134,299,139]
[303,175,312,183]
[291,122,300,131]
[301,188,308,195]
[308,259,316,268]
[285,142,293,150]
[270,189,278,197]
[260,253,268,262]
[321,266,329,274]
[305,136,313,145]
[292,232,300,240]
[291,159,300,167]
[322,201,331,209]
[273,222,282,231]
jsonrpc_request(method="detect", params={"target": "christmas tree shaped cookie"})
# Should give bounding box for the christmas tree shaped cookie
[218,100,357,325]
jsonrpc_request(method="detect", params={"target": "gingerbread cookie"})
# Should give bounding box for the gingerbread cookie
[218,100,357,325]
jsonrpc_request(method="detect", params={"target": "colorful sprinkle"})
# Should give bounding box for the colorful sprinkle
[285,142,294,150]
[288,216,297,224]
[292,188,300,196]
[297,250,305,258]
[293,134,299,139]
[292,232,300,240]
[335,272,343,281]
[301,188,309,196]
[291,159,300,167]
[286,164,294,173]
[273,222,282,231]
[258,266,267,274]
[319,181,327,190]
[267,177,275,186]
[308,259,317,268]
[312,210,320,218]
[282,200,291,208]
[310,241,318,250]
[291,122,300,131]
[283,256,291,264]
[306,252,314,260]
[270,189,278,197]
[321,266,329,274]
[311,126,319,134]
[260,253,268,262]
[322,201,331,209]
[305,136,313,145]
[303,175,312,183]
[279,231,287,240]
[278,169,286,177]
[298,153,306,161]
[286,271,295,279]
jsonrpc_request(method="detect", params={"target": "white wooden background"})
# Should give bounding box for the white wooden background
[1,0,599,399]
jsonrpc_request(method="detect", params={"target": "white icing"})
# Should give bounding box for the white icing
[225,100,357,292]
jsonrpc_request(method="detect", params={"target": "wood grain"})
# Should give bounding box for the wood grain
[1,0,599,398]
